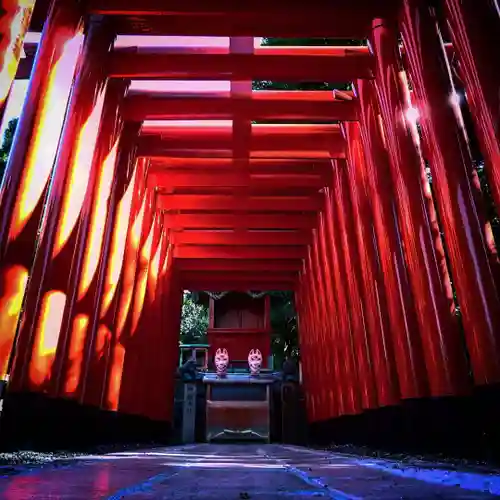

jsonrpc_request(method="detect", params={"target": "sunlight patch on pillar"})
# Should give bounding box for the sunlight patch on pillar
[0,1,34,106]
[54,86,107,257]
[78,138,118,299]
[29,290,66,386]
[131,215,156,335]
[100,164,137,317]
[9,33,83,241]
[0,265,28,378]
[62,313,88,395]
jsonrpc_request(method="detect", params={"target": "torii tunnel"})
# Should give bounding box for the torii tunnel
[0,0,499,452]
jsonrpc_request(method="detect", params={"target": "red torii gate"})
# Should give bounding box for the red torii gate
[0,0,499,446]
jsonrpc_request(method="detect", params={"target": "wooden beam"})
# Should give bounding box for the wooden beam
[163,213,316,230]
[138,124,345,158]
[147,171,328,190]
[88,0,393,15]
[174,245,307,259]
[181,280,295,291]
[171,230,310,246]
[181,271,297,281]
[122,93,358,122]
[109,51,373,81]
[150,158,331,175]
[177,258,303,272]
[157,194,321,212]
[89,0,397,38]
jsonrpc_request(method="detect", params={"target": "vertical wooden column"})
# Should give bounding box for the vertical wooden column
[139,226,168,420]
[442,0,500,211]
[84,157,147,409]
[316,215,344,417]
[162,257,183,423]
[101,169,152,412]
[0,0,36,120]
[317,212,346,417]
[10,16,114,391]
[119,199,160,416]
[331,160,377,410]
[401,0,500,385]
[323,188,361,415]
[54,80,130,399]
[303,251,320,420]
[369,20,470,396]
[0,0,83,389]
[309,234,332,420]
[342,135,400,407]
[344,116,428,400]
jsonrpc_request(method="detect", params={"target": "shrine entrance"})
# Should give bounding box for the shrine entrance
[175,291,305,445]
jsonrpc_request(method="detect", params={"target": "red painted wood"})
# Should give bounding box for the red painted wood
[171,230,310,247]
[123,93,358,122]
[178,259,302,272]
[11,19,115,392]
[317,214,345,417]
[368,22,471,397]
[150,157,331,175]
[55,80,130,400]
[322,189,362,415]
[157,194,321,212]
[401,0,500,385]
[0,0,83,386]
[173,245,306,260]
[163,213,316,230]
[148,170,327,190]
[331,163,377,410]
[443,0,500,214]
[345,117,428,400]
[109,50,373,81]
[138,124,345,158]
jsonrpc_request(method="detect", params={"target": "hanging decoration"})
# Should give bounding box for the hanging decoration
[204,291,268,300]
[205,291,229,300]
[247,291,267,299]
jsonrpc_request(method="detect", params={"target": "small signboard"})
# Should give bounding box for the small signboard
[182,383,197,443]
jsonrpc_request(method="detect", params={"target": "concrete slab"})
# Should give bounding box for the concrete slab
[0,444,498,498]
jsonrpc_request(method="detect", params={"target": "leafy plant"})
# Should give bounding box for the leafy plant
[0,118,18,182]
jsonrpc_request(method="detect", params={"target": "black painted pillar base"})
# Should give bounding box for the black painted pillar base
[0,391,172,452]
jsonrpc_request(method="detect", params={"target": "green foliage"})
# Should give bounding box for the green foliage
[0,118,18,182]
[268,291,299,369]
[253,38,366,92]
[180,291,208,344]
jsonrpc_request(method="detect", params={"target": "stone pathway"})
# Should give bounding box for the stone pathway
[0,443,498,498]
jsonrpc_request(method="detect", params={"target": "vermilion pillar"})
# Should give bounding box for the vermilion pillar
[118,199,159,416]
[323,188,361,415]
[331,161,377,409]
[443,0,500,212]
[401,0,500,385]
[54,80,131,399]
[0,0,36,120]
[344,120,428,400]
[310,232,337,419]
[0,0,83,389]
[138,226,168,420]
[76,124,141,407]
[342,138,400,407]
[11,17,115,391]
[302,255,322,420]
[94,158,148,411]
[317,215,344,417]
[368,21,470,396]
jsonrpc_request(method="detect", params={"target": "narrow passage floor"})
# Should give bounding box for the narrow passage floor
[0,443,499,499]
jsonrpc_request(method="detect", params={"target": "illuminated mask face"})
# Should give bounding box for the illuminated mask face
[214,348,229,375]
[248,349,262,375]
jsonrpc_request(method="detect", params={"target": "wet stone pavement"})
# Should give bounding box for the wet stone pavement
[0,444,499,499]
